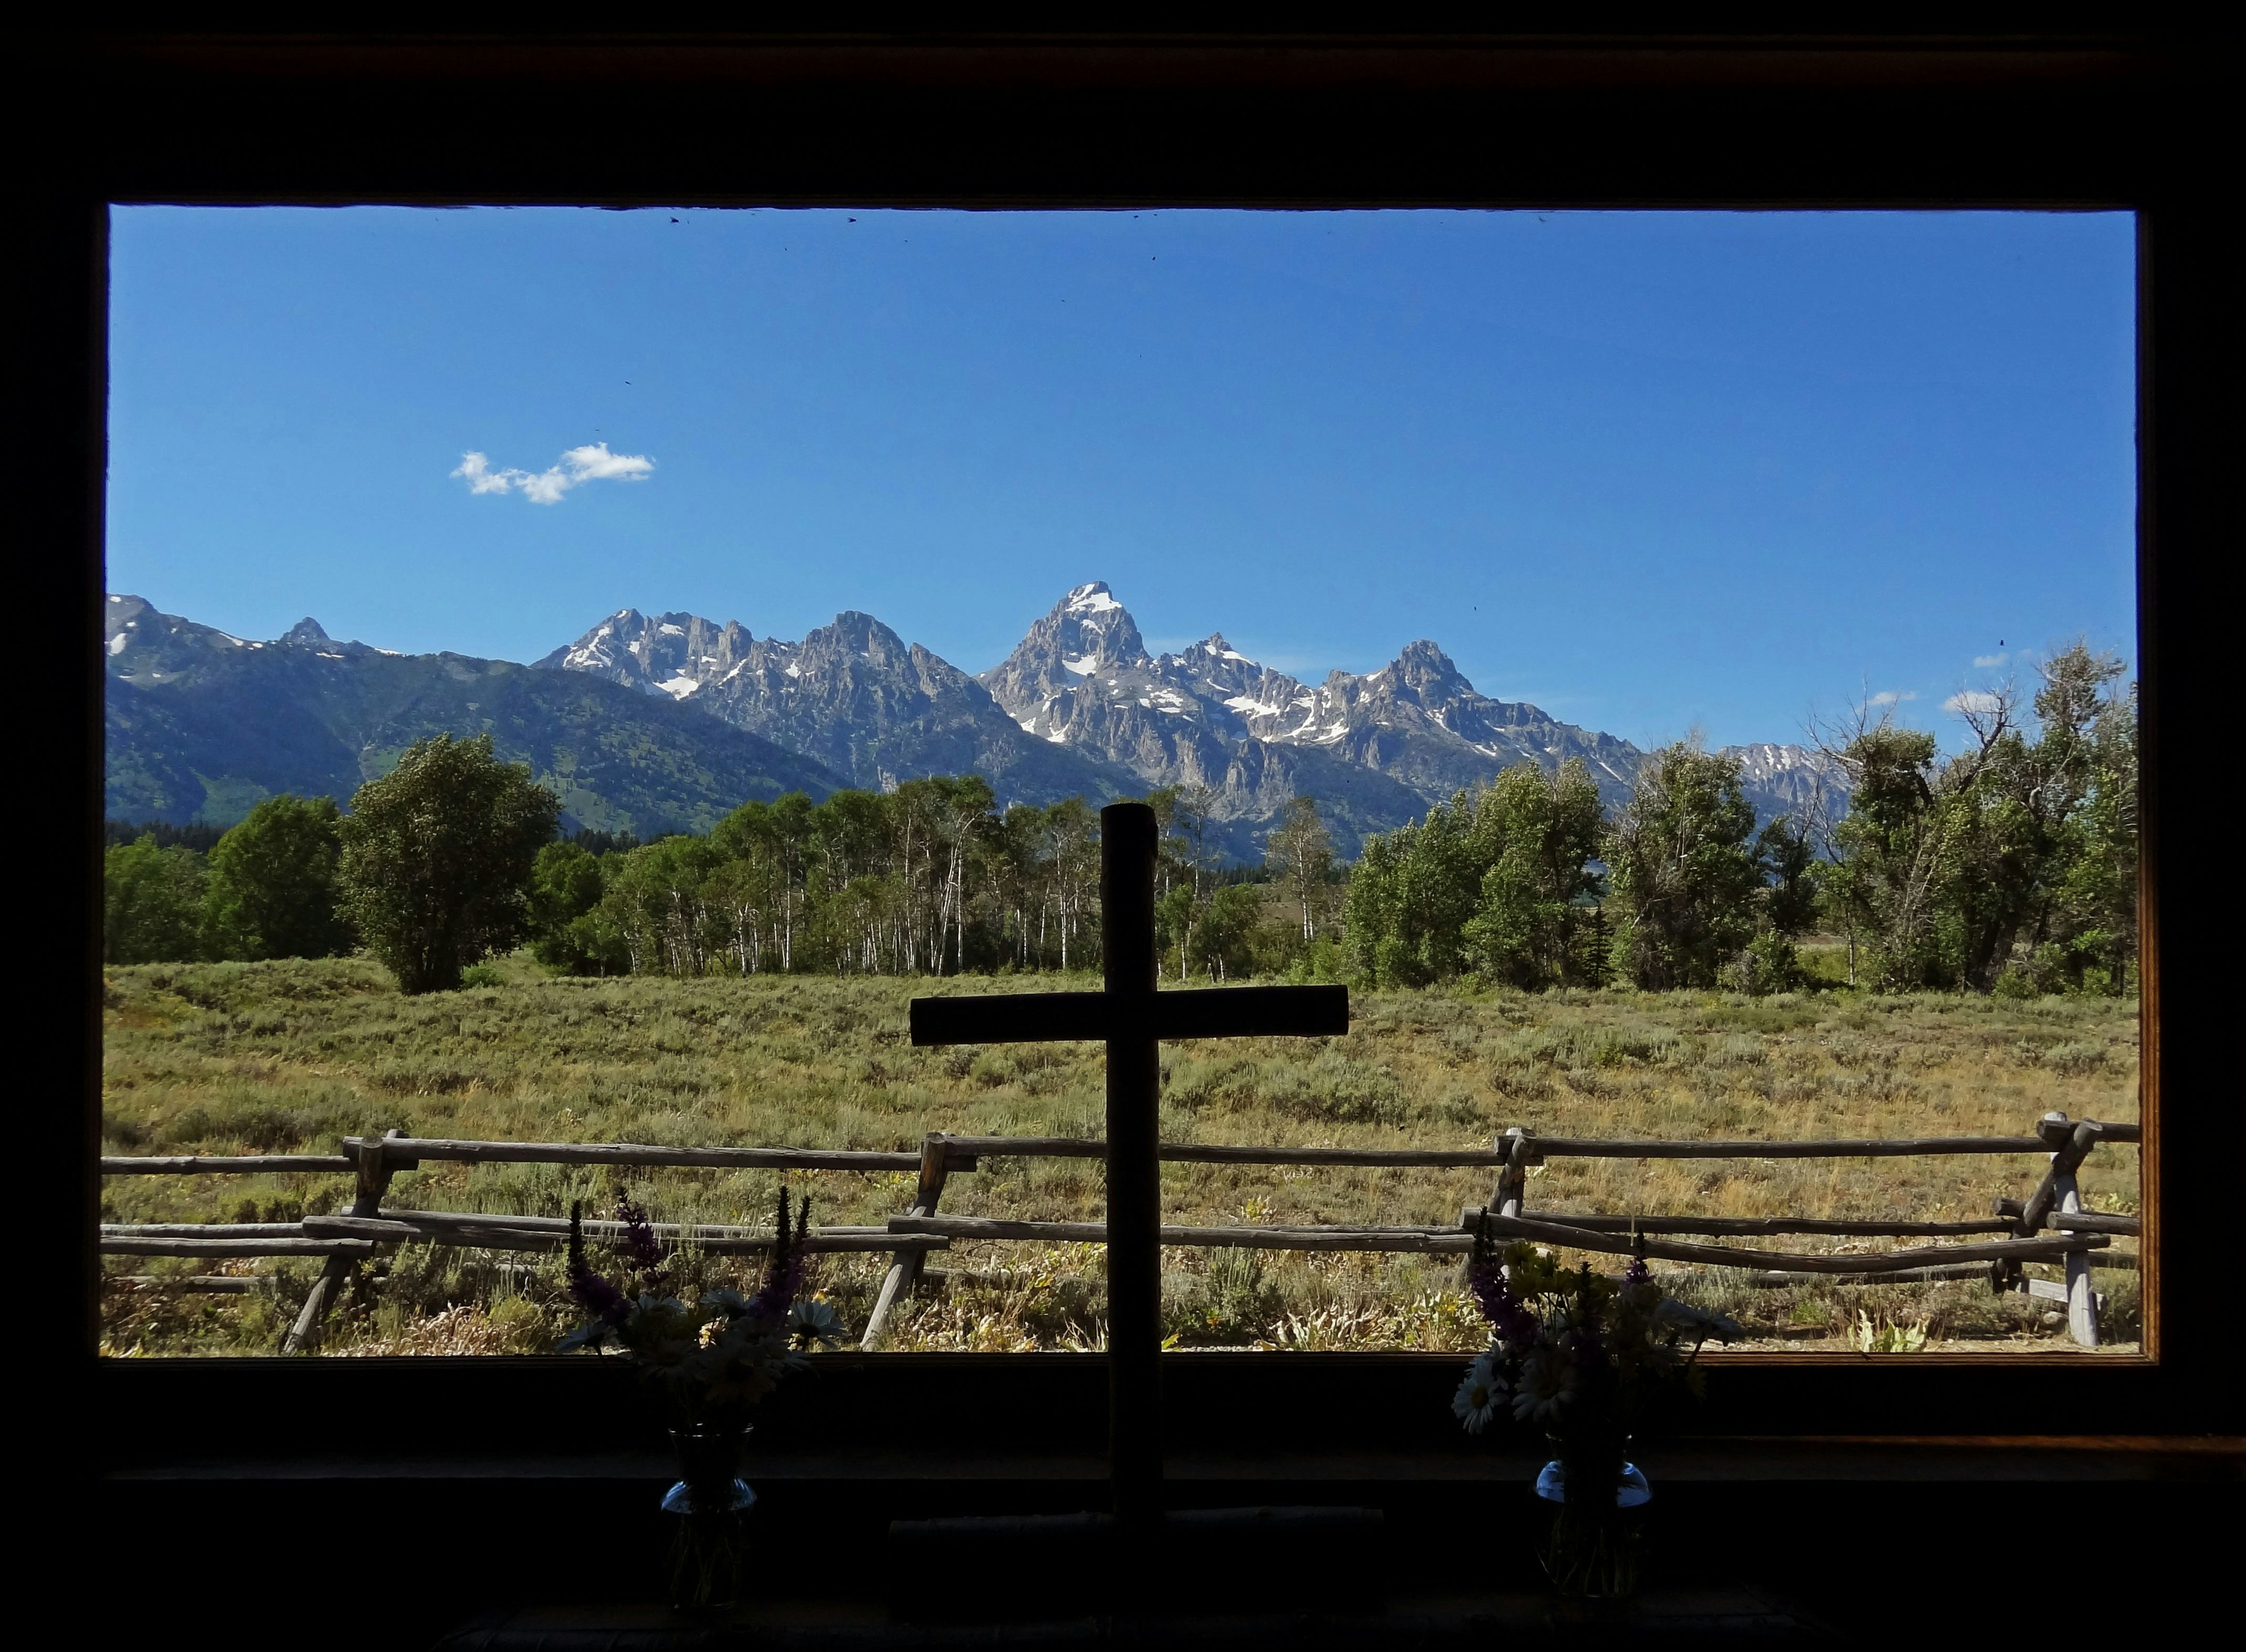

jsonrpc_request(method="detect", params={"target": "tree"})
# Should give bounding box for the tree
[1732,813,1822,994]
[1459,761,1607,989]
[1345,792,1479,986]
[597,834,722,977]
[337,734,560,994]
[1756,814,1821,940]
[1604,743,1762,990]
[1264,796,1335,943]
[1193,883,1266,981]
[203,794,352,960]
[1818,644,2137,996]
[104,835,208,964]
[1344,761,1607,990]
[2036,667,2137,993]
[1043,796,1101,972]
[526,841,610,974]
[1156,883,1200,981]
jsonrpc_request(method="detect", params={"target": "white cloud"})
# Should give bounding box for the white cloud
[451,442,654,505]
[1945,690,2003,716]
[1972,652,2007,669]
[559,443,653,483]
[1868,689,1918,706]
[452,451,512,495]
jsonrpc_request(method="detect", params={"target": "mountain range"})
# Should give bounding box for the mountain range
[104,595,843,836]
[106,583,1842,858]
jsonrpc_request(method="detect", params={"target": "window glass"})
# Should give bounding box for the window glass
[99,208,2139,1357]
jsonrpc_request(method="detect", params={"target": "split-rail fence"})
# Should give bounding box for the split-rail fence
[100,1109,2137,1352]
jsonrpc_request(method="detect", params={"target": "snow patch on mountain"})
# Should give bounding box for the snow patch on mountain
[527,581,1851,856]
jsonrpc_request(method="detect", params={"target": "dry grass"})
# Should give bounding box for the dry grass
[99,953,2139,1356]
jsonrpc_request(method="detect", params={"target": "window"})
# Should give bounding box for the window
[48,22,2228,1445]
[97,204,2146,1368]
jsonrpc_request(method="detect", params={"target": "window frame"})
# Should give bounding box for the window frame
[44,23,2241,1469]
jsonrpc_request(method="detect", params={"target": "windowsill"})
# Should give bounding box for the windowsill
[108,1434,2243,1485]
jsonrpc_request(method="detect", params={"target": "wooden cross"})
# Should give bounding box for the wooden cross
[910,802,1348,1533]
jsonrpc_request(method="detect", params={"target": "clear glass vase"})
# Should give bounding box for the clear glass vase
[663,1423,757,1612]
[1533,1456,1651,1599]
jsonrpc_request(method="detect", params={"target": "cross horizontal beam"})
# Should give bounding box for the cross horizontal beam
[909,984,1348,1046]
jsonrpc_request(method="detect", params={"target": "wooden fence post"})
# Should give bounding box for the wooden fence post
[1459,1127,1534,1285]
[2007,1111,2103,1349]
[1496,1128,1535,1220]
[859,1132,954,1350]
[281,1129,408,1354]
[2056,1179,2101,1348]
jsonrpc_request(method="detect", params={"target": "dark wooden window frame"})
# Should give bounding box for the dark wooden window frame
[36,25,2238,1478]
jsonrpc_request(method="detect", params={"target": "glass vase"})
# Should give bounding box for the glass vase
[663,1423,757,1613]
[1532,1456,1651,1599]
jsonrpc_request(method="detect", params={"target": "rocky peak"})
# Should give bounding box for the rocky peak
[104,593,263,685]
[1053,582,1149,671]
[537,608,754,701]
[980,582,1160,739]
[274,615,390,661]
[1173,632,1251,670]
[1380,639,1476,709]
[809,611,910,667]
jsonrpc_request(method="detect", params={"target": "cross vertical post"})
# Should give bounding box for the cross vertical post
[1100,801,1163,1533]
[907,816,1346,1565]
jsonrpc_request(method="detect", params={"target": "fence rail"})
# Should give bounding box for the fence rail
[98,1110,2137,1350]
[101,1154,357,1175]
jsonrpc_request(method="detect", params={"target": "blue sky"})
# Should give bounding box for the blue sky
[106,208,2135,751]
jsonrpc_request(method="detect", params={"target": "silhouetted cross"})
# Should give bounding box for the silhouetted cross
[910,802,1347,1532]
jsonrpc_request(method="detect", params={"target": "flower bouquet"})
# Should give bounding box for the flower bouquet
[559,1188,843,1610]
[1452,1220,1738,1599]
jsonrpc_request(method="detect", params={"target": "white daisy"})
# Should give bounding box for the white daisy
[1452,1353,1506,1434]
[788,1295,845,1347]
[1512,1346,1576,1424]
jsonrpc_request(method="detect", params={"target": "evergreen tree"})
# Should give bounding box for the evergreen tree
[203,794,352,960]
[337,734,560,994]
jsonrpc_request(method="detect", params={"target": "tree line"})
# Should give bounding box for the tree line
[530,779,1342,986]
[102,736,1342,994]
[104,735,557,993]
[102,644,2133,1001]
[1343,643,2137,997]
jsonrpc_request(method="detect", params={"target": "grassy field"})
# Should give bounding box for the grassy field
[99,951,2140,1357]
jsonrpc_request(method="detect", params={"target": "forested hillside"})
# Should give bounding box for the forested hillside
[104,596,843,833]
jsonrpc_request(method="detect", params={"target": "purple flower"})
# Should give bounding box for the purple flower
[615,1191,663,1271]
[566,1199,631,1325]
[1468,1259,1537,1346]
[746,1189,811,1323]
[1624,1256,1651,1289]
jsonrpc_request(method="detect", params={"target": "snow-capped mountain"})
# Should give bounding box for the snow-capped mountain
[106,595,400,687]
[1721,741,1851,825]
[976,583,1648,844]
[534,609,754,702]
[105,583,1846,855]
[539,605,1142,808]
[105,597,842,833]
[532,581,1845,858]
